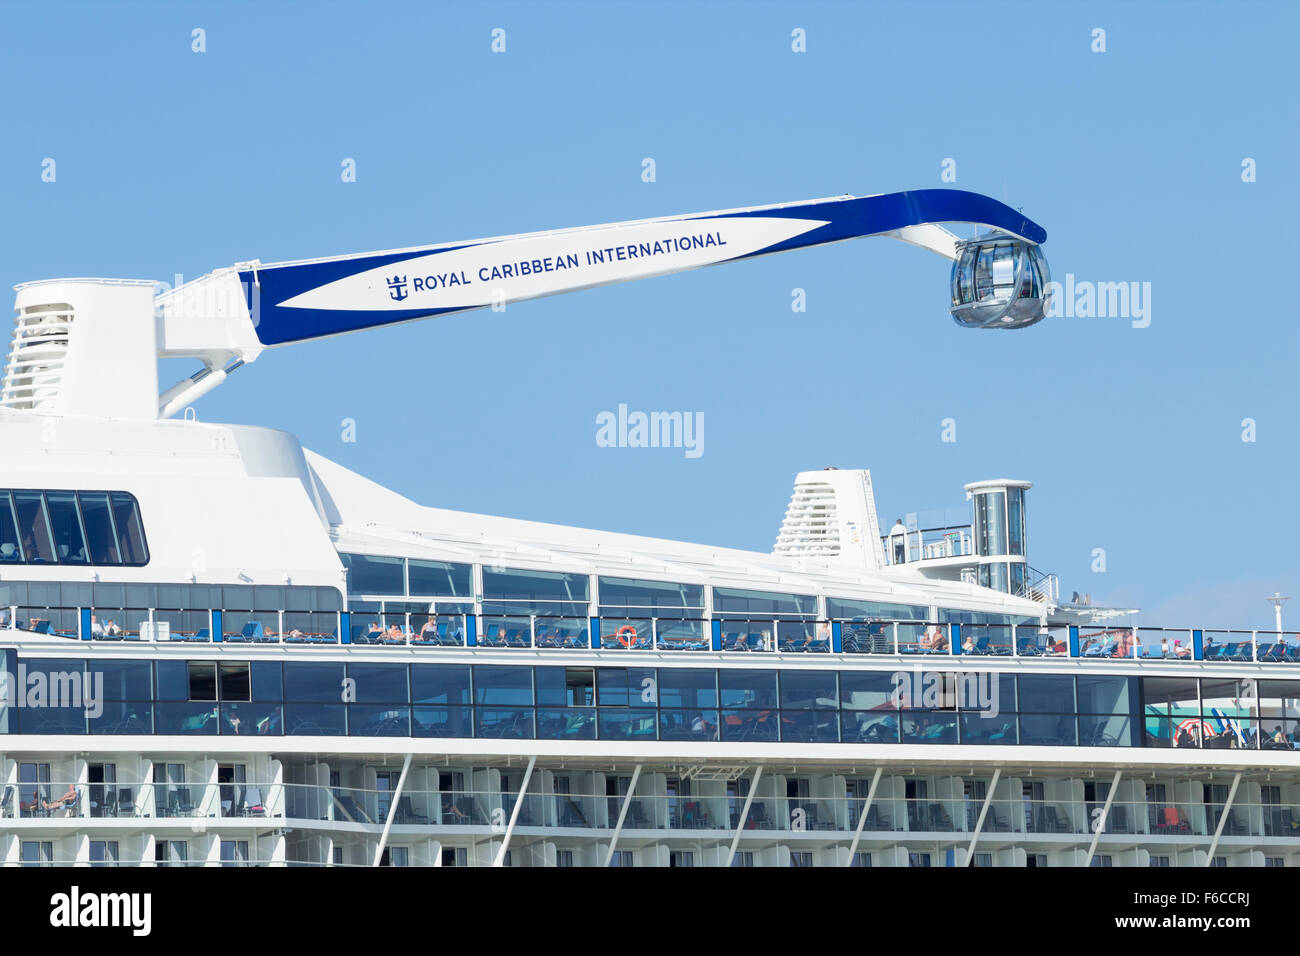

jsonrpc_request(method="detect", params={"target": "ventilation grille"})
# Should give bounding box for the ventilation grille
[1,301,74,410]
[773,481,841,556]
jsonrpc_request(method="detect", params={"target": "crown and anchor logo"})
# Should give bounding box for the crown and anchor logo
[386,274,409,302]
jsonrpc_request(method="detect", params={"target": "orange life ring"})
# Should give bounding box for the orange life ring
[616,625,638,648]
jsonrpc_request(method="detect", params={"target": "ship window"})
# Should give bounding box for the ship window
[188,662,217,701]
[713,587,816,618]
[825,597,928,621]
[598,576,704,610]
[44,491,88,564]
[79,492,122,564]
[408,559,473,598]
[219,663,251,702]
[0,489,146,566]
[482,567,589,603]
[11,491,55,563]
[341,553,405,595]
[0,493,22,562]
[110,493,148,564]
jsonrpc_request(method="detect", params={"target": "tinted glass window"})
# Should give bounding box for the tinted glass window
[251,662,282,702]
[780,670,838,709]
[348,663,409,703]
[411,664,471,705]
[155,661,190,701]
[473,666,533,706]
[341,553,405,595]
[597,667,657,707]
[482,567,588,603]
[713,588,815,617]
[408,559,473,597]
[219,663,251,702]
[658,668,718,708]
[719,669,779,709]
[1017,675,1075,713]
[0,493,21,563]
[110,493,148,565]
[826,598,928,621]
[44,491,88,564]
[839,671,899,710]
[188,663,217,701]
[97,660,152,700]
[11,491,55,563]
[284,662,345,702]
[597,576,703,609]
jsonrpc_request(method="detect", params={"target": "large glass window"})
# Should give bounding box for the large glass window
[44,491,88,564]
[713,587,816,619]
[973,491,1007,557]
[408,559,472,598]
[826,598,928,621]
[11,491,55,563]
[0,490,146,566]
[598,576,704,611]
[0,493,22,562]
[1007,488,1026,556]
[341,553,405,595]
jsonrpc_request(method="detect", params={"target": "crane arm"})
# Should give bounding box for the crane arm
[149,188,1045,415]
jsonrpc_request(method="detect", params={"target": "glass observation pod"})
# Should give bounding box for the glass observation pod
[949,235,1052,329]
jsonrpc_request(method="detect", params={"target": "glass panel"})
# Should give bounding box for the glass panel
[902,712,957,744]
[481,567,588,603]
[44,491,88,564]
[340,553,405,595]
[597,576,703,610]
[284,703,346,735]
[407,559,473,598]
[218,664,251,702]
[251,662,282,701]
[712,587,815,618]
[349,704,410,736]
[781,711,840,742]
[413,705,473,737]
[476,707,534,738]
[537,708,595,739]
[535,666,594,707]
[110,493,148,565]
[283,662,346,702]
[1007,488,1025,556]
[973,491,1007,556]
[411,664,471,705]
[596,667,657,707]
[826,598,928,621]
[720,710,778,741]
[779,670,838,709]
[657,668,718,709]
[348,663,410,702]
[11,491,55,563]
[1018,713,1077,746]
[598,709,658,740]
[659,709,719,740]
[719,669,778,709]
[96,660,152,700]
[1017,675,1075,713]
[220,702,281,735]
[0,492,21,563]
[473,666,533,706]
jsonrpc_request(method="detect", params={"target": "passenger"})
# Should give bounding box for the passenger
[385,624,404,643]
[1160,636,1170,658]
[90,614,104,638]
[962,634,976,654]
[43,783,78,811]
[443,800,468,823]
[104,619,121,636]
[889,519,907,565]
[1173,639,1191,659]
[1272,726,1287,746]
[760,629,772,651]
[419,617,438,641]
[495,625,508,645]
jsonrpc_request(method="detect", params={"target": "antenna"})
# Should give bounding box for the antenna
[1267,592,1290,635]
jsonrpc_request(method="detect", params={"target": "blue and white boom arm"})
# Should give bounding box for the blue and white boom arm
[153,188,1046,414]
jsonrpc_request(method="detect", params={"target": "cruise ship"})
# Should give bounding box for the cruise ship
[2,189,1295,869]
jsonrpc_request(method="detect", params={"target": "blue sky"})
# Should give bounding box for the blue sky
[2,1,1296,628]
